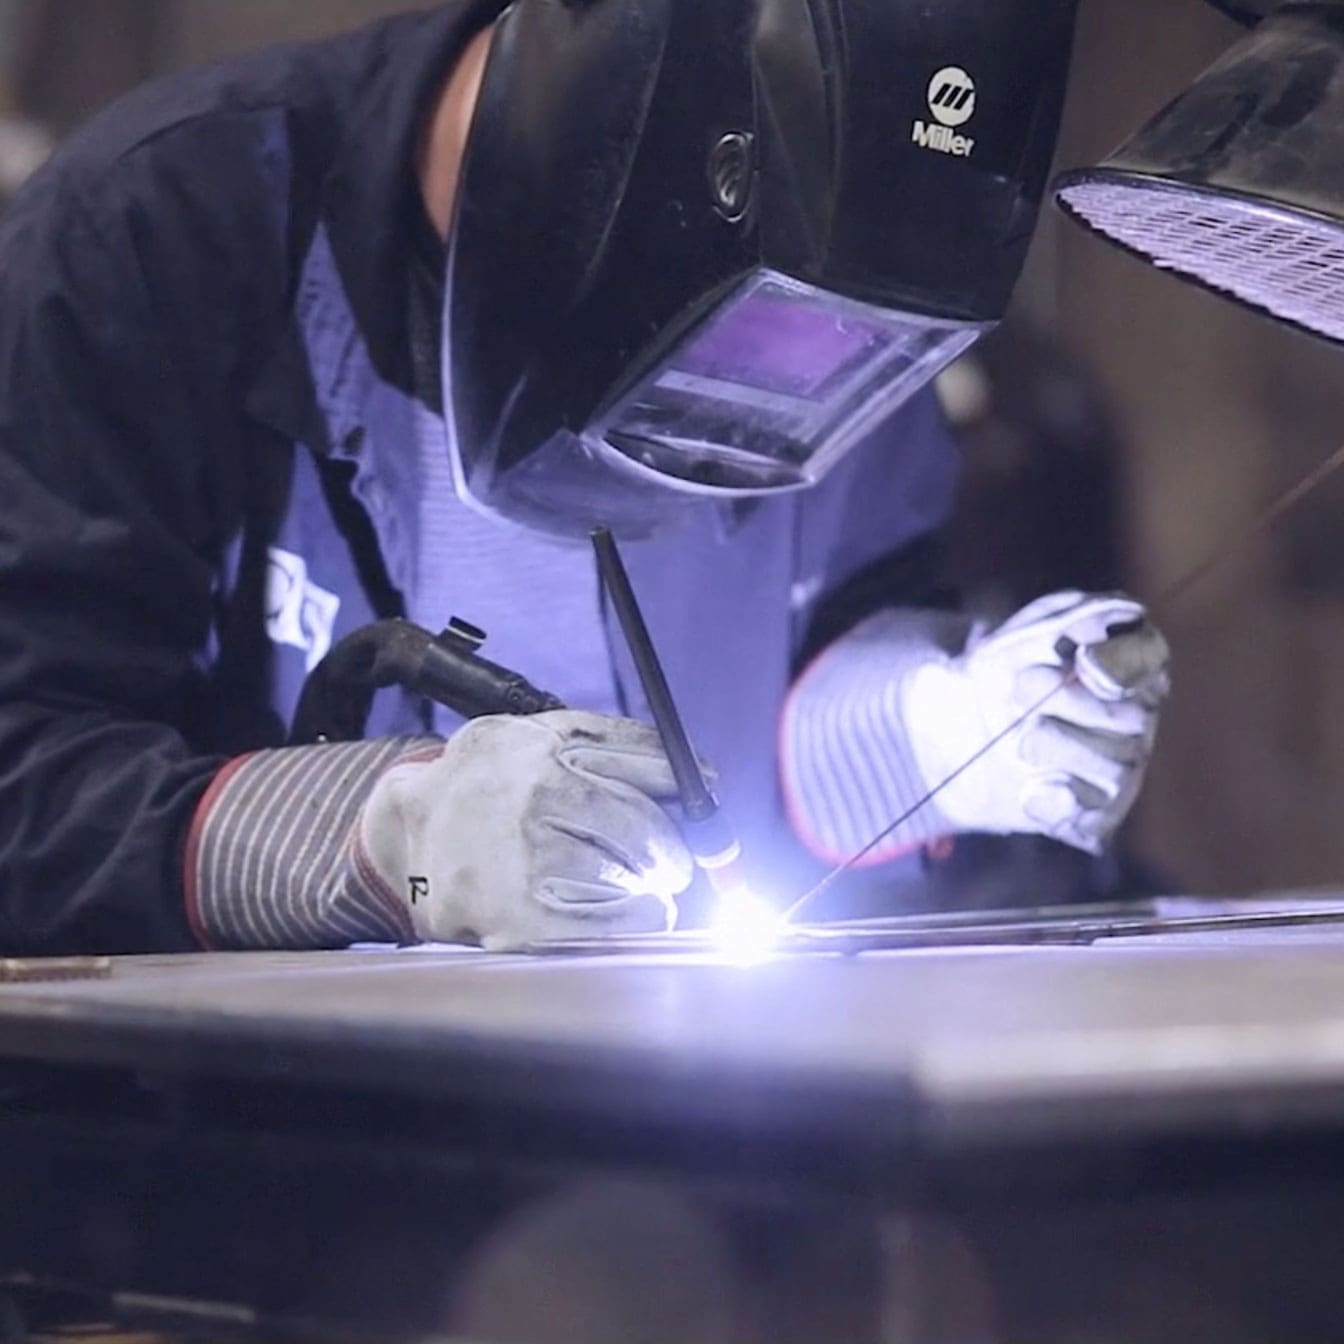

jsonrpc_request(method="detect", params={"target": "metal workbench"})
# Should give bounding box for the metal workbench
[6,910,1344,1341]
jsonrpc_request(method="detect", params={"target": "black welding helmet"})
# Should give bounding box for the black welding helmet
[445,0,1082,537]
[1056,2,1344,346]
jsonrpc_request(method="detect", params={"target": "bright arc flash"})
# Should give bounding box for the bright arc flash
[710,884,785,964]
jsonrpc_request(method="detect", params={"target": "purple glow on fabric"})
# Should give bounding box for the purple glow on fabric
[675,291,883,399]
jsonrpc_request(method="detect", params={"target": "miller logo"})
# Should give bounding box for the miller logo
[913,66,976,159]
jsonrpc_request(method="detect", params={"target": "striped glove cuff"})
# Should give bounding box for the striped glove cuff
[780,609,972,867]
[185,738,431,949]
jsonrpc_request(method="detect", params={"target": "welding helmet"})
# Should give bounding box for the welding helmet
[443,0,1081,537]
[1056,1,1344,346]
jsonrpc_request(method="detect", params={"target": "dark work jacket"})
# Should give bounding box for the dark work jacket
[0,2,960,955]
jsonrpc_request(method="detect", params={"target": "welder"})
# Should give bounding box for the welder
[0,0,1169,956]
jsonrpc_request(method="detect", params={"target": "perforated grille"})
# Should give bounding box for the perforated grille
[1059,177,1344,343]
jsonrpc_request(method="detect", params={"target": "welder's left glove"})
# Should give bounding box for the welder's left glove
[781,592,1169,864]
[902,592,1169,853]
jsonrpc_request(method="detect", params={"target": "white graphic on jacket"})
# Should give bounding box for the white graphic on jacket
[265,547,340,672]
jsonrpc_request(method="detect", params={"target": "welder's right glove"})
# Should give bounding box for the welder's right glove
[185,712,693,951]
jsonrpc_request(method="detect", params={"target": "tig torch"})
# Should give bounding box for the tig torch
[287,528,751,913]
[591,528,750,901]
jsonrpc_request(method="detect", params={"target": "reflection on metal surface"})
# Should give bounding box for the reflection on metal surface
[0,957,112,984]
[450,1179,740,1344]
[528,899,1344,958]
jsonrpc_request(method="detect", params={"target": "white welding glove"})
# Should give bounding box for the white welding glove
[355,711,693,949]
[902,592,1169,853]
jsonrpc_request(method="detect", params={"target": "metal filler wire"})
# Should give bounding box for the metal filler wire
[783,435,1344,926]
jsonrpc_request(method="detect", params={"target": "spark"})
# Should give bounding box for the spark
[709,883,785,965]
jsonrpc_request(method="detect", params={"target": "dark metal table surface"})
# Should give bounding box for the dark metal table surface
[9,913,1344,1342]
[5,919,1344,1148]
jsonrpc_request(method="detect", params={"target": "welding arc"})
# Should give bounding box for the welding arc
[783,434,1344,926]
